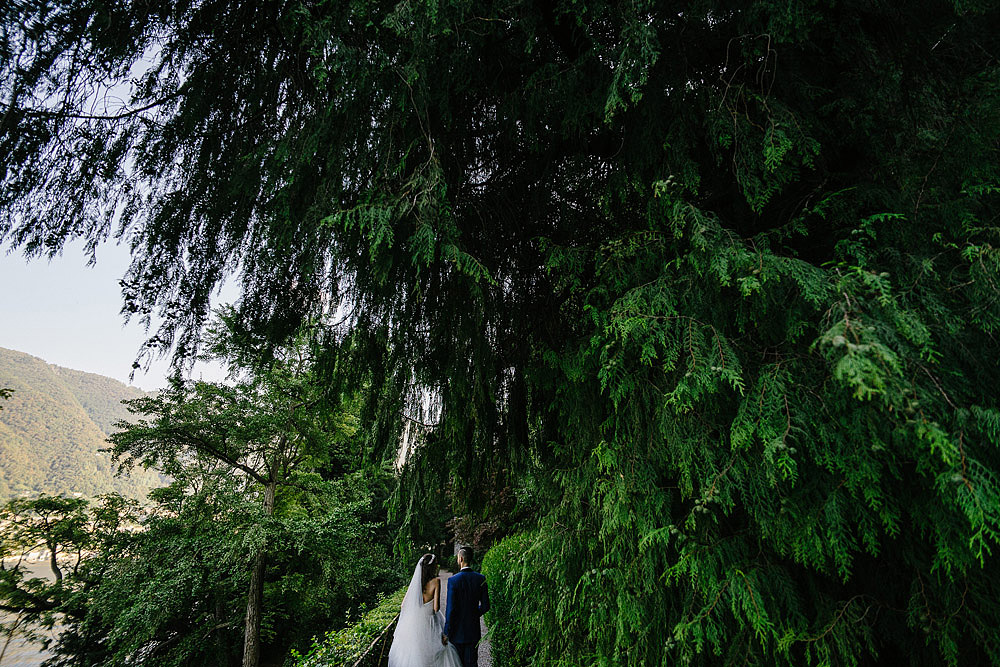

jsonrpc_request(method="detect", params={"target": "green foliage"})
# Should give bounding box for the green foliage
[0,485,399,667]
[0,494,134,661]
[479,532,538,667]
[0,347,159,500]
[56,471,398,667]
[98,328,404,666]
[4,1,1000,666]
[0,329,405,666]
[291,586,406,667]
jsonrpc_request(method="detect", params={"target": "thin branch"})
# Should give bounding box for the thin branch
[4,85,189,122]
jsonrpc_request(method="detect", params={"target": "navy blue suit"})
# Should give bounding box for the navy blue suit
[444,568,490,667]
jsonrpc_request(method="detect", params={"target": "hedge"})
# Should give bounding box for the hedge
[480,531,538,667]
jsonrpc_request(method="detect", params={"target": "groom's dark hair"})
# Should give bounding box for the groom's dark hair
[458,546,474,565]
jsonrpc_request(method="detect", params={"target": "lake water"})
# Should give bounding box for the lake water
[0,561,58,667]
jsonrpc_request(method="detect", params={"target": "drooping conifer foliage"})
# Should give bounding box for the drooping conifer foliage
[3,0,1000,664]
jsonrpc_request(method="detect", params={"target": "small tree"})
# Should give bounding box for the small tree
[1,496,89,582]
[0,494,128,663]
[108,349,337,667]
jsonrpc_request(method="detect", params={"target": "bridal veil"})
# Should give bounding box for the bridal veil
[387,560,463,667]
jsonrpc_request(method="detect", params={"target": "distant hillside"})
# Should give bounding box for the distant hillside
[0,347,162,500]
[52,364,147,435]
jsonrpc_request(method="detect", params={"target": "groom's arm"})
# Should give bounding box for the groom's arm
[444,576,456,638]
[478,578,490,616]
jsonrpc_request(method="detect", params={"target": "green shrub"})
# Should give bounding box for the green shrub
[480,532,538,667]
[291,586,406,666]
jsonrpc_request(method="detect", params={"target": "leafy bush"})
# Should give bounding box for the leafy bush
[480,532,538,667]
[292,586,406,666]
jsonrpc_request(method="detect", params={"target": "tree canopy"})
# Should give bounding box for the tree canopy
[108,330,363,667]
[4,0,1000,664]
[0,329,402,667]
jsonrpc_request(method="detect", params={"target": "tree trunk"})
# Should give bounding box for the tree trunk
[48,542,62,582]
[242,480,276,667]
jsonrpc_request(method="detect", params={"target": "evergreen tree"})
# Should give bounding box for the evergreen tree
[3,1,1000,664]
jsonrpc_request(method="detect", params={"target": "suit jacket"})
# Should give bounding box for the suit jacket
[444,568,490,644]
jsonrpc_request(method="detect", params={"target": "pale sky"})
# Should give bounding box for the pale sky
[0,240,232,391]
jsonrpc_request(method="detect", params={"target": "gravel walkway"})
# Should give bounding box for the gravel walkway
[439,570,493,667]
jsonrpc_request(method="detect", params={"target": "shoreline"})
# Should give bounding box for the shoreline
[2,551,91,567]
[2,552,52,564]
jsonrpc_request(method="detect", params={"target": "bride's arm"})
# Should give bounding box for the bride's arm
[434,578,441,612]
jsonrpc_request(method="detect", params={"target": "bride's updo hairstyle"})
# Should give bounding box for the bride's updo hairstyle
[419,553,439,590]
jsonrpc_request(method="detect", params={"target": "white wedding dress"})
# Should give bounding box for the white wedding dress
[388,561,464,667]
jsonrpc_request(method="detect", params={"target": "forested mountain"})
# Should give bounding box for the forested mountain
[0,347,161,499]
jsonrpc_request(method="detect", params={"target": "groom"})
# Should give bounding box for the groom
[442,546,490,667]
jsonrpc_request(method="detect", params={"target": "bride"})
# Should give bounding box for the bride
[388,554,464,667]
